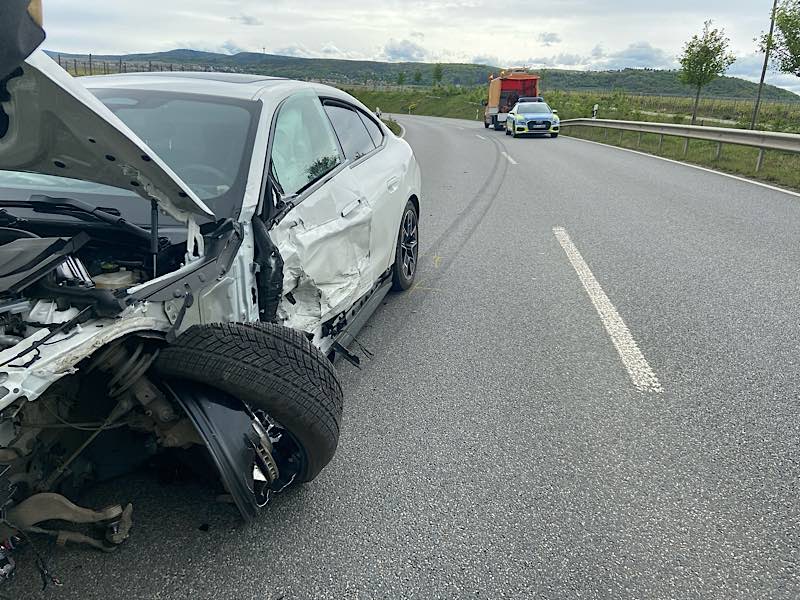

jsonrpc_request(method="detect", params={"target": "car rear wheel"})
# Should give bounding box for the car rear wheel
[484,121,489,129]
[391,200,419,291]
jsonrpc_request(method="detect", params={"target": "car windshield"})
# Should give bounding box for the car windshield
[91,89,260,219]
[517,103,552,114]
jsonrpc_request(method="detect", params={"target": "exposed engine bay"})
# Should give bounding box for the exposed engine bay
[0,220,298,587]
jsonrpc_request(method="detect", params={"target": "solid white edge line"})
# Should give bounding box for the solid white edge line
[553,226,663,393]
[476,134,487,140]
[563,134,800,200]
[502,151,518,165]
[396,121,406,139]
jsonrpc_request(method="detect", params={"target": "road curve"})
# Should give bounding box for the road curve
[9,115,800,600]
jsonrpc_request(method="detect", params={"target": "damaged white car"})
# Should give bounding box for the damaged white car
[0,51,420,583]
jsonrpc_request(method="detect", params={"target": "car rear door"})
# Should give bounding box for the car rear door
[322,100,400,285]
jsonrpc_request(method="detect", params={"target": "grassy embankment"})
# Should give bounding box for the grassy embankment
[381,118,402,136]
[347,86,800,191]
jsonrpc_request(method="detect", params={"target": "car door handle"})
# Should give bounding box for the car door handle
[386,176,400,193]
[341,198,362,217]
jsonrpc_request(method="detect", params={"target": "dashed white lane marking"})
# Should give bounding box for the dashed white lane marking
[502,151,518,165]
[553,226,663,393]
[476,134,487,140]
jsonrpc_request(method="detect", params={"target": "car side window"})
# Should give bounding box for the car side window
[323,103,376,161]
[358,112,384,147]
[271,93,342,197]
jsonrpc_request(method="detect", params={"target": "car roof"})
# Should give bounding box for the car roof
[80,71,334,101]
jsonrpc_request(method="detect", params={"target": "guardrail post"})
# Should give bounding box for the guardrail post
[658,134,664,152]
[604,128,608,140]
[683,138,689,157]
[715,142,722,161]
[756,148,765,172]
[618,130,623,145]
[637,132,642,149]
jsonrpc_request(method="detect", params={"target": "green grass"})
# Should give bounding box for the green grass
[561,125,800,191]
[347,86,485,121]
[381,118,402,136]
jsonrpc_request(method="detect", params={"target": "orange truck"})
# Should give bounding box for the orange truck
[484,69,541,130]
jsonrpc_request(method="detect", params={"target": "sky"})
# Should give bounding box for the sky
[41,0,799,93]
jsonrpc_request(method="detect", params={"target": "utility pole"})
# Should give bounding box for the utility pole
[751,0,779,130]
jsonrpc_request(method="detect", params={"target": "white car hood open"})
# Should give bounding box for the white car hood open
[0,50,214,222]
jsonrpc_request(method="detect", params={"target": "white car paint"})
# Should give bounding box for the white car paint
[0,51,421,411]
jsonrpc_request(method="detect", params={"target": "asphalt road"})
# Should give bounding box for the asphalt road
[8,116,800,599]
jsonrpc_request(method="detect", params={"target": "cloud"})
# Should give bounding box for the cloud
[175,39,246,55]
[229,14,263,26]
[512,42,674,71]
[727,53,764,78]
[592,41,675,69]
[32,0,800,94]
[471,54,500,66]
[319,43,366,60]
[730,52,800,94]
[273,43,315,58]
[527,53,585,67]
[220,40,245,55]
[380,38,428,62]
[537,32,562,47]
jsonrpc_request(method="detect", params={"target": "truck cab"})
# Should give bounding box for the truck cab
[484,69,541,130]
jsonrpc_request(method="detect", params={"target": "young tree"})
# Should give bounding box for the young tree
[768,0,800,76]
[397,71,406,86]
[413,69,422,85]
[678,21,736,125]
[432,63,443,86]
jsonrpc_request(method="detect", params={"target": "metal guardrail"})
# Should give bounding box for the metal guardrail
[559,118,800,172]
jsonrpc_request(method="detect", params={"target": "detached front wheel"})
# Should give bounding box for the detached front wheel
[392,200,419,291]
[156,322,343,484]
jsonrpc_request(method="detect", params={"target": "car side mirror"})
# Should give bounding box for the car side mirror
[552,109,558,114]
[481,100,487,106]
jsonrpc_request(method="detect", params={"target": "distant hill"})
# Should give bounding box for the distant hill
[47,49,800,102]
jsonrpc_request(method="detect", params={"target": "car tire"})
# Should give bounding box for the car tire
[511,129,517,138]
[505,125,511,136]
[391,199,419,291]
[484,121,489,129]
[551,133,559,138]
[155,322,343,483]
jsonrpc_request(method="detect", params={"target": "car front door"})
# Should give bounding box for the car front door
[266,91,373,333]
